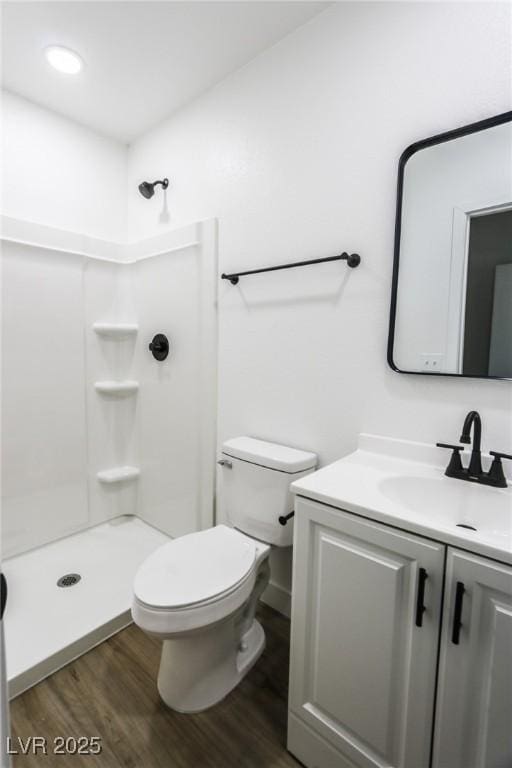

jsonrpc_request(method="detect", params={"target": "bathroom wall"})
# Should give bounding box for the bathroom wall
[1,92,217,552]
[1,91,127,242]
[126,1,512,610]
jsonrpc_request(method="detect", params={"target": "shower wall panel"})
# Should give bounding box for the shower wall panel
[1,242,89,557]
[84,259,139,523]
[134,221,217,538]
[1,218,217,557]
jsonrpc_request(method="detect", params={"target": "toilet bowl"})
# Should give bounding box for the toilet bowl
[133,525,270,712]
[132,437,317,713]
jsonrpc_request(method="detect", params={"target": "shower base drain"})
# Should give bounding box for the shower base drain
[57,573,81,588]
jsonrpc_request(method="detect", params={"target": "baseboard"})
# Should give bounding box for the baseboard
[261,580,291,618]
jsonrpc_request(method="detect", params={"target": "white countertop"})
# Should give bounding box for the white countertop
[291,434,512,565]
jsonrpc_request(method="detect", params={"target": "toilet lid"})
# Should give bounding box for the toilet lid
[133,525,257,609]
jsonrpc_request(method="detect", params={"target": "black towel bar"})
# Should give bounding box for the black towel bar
[221,252,361,285]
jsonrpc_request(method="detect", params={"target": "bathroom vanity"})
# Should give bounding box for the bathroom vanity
[287,435,512,768]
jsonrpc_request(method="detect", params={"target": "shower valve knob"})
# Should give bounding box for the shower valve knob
[149,333,170,361]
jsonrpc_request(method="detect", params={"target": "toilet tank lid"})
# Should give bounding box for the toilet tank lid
[222,437,317,474]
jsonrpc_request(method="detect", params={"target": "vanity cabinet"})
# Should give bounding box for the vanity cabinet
[288,497,445,768]
[288,497,512,768]
[433,550,512,768]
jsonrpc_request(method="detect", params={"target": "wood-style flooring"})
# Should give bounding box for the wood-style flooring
[9,604,301,768]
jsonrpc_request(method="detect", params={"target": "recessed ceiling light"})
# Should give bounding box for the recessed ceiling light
[45,46,83,75]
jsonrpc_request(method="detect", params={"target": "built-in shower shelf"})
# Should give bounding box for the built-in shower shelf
[97,466,140,484]
[94,380,139,396]
[93,322,139,338]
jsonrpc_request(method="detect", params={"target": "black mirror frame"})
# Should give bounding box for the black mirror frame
[387,110,512,380]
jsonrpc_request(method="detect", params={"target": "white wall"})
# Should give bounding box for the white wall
[126,1,512,608]
[1,91,127,242]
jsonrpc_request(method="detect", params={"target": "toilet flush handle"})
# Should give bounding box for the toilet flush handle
[217,459,233,469]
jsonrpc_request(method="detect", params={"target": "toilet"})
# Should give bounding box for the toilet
[132,436,317,713]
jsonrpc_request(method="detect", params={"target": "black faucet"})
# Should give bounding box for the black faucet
[459,410,482,478]
[437,410,511,488]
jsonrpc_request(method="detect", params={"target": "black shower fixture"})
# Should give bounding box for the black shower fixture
[138,178,169,199]
[149,333,170,361]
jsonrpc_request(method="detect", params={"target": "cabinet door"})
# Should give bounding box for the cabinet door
[432,549,512,768]
[288,498,445,768]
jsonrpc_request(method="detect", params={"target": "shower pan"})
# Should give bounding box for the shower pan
[0,215,217,697]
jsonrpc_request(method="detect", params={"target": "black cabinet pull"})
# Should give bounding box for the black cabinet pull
[452,581,465,645]
[415,567,428,627]
[0,573,7,620]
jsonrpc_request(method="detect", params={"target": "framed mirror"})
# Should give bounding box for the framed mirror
[388,112,512,379]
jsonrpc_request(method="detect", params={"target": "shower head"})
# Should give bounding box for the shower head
[138,178,169,199]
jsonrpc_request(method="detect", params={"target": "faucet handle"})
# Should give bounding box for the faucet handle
[436,443,464,476]
[490,451,512,461]
[487,451,512,488]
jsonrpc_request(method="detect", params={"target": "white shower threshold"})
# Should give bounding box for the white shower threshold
[2,516,170,699]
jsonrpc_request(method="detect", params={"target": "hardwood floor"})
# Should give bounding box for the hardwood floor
[9,604,301,768]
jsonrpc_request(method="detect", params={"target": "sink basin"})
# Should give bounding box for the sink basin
[379,475,512,546]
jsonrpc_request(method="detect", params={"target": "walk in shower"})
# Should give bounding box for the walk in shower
[1,216,217,696]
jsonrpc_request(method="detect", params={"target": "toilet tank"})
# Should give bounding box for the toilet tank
[219,437,317,546]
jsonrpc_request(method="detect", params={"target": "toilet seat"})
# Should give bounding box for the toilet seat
[132,526,270,636]
[134,525,257,609]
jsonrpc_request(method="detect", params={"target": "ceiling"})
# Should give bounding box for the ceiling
[1,1,329,143]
